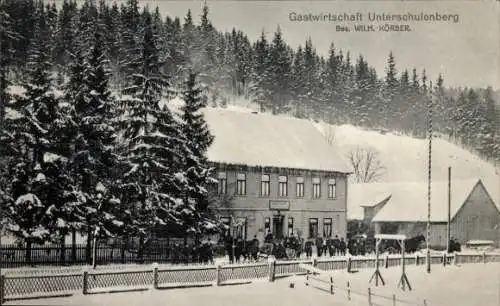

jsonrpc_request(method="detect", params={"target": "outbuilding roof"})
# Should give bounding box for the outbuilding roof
[203,108,352,174]
[371,178,498,223]
[347,183,392,220]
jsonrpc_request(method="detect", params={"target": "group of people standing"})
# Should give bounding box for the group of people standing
[304,235,347,258]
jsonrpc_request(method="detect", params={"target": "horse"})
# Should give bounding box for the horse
[405,235,426,253]
[379,235,425,254]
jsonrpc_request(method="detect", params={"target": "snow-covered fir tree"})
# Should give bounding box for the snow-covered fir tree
[1,12,81,261]
[64,26,124,262]
[117,11,191,258]
[178,72,216,235]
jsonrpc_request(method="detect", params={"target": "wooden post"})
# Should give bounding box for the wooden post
[268,260,276,282]
[313,258,318,267]
[424,299,427,306]
[416,254,419,266]
[347,257,352,273]
[330,276,334,295]
[482,252,486,264]
[347,281,351,301]
[384,254,389,269]
[216,265,222,286]
[443,252,446,267]
[82,271,89,295]
[305,271,309,286]
[368,287,372,306]
[152,263,158,289]
[392,294,396,306]
[0,275,5,305]
[453,253,457,265]
[447,167,452,254]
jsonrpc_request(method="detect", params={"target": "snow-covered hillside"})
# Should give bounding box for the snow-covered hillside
[210,99,499,204]
[312,122,499,203]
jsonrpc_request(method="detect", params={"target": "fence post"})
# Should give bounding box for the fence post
[216,265,222,286]
[453,253,457,265]
[347,281,351,301]
[442,252,446,267]
[329,276,334,295]
[392,294,396,306]
[423,299,427,306]
[152,263,158,289]
[268,259,276,282]
[482,252,486,264]
[347,257,351,273]
[384,255,389,269]
[82,270,89,295]
[0,275,5,305]
[313,258,318,268]
[368,287,372,306]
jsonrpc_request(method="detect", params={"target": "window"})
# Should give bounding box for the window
[265,217,271,233]
[328,178,336,199]
[278,175,288,197]
[234,217,247,239]
[236,173,246,195]
[323,218,332,237]
[296,177,304,197]
[309,218,318,238]
[312,177,321,199]
[287,217,294,236]
[218,172,227,195]
[261,174,270,196]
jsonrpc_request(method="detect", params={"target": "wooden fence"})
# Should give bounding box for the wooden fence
[0,252,499,303]
[0,241,226,268]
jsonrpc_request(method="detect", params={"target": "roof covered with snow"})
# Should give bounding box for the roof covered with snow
[347,183,392,220]
[202,108,352,173]
[371,178,499,223]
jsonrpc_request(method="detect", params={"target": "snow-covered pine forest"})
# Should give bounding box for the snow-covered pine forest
[0,0,221,261]
[0,0,499,258]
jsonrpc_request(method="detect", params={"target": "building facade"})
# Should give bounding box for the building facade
[211,163,348,242]
[202,107,352,243]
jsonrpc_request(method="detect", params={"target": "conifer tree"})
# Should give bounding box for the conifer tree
[250,31,272,112]
[65,27,123,263]
[268,26,291,114]
[179,71,216,235]
[1,13,81,261]
[118,12,188,258]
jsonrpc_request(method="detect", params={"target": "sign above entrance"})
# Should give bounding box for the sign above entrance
[269,200,290,210]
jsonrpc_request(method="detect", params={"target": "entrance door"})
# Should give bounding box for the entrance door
[273,215,284,239]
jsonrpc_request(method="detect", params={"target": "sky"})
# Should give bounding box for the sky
[77,0,500,89]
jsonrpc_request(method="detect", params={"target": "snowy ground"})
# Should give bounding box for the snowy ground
[6,263,499,306]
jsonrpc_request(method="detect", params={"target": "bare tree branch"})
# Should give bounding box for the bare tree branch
[347,146,386,183]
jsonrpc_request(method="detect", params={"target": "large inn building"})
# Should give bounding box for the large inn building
[203,108,352,242]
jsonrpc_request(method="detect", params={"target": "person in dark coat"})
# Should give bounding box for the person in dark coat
[206,238,214,264]
[225,234,234,263]
[339,238,346,256]
[304,239,313,258]
[327,238,334,257]
[315,236,323,257]
[332,235,340,256]
[265,230,274,243]
[250,235,259,261]
[235,237,244,262]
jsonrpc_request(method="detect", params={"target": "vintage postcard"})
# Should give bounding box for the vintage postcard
[0,0,498,305]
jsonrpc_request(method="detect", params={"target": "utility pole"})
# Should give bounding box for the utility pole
[447,167,452,253]
[426,82,433,274]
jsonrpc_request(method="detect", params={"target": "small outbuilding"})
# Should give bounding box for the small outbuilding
[370,179,500,249]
